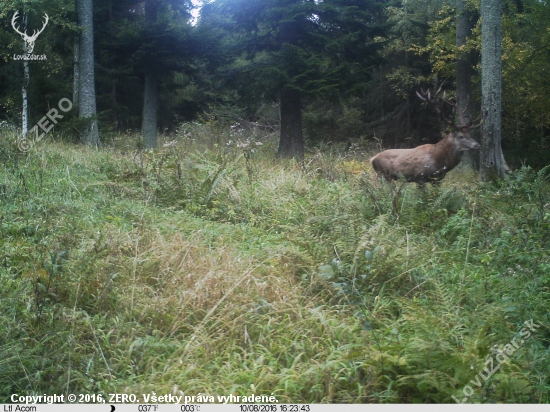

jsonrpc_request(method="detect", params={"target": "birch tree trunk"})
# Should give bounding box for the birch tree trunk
[76,0,100,146]
[73,34,80,106]
[21,12,29,137]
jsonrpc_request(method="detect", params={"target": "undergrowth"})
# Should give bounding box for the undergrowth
[0,125,548,403]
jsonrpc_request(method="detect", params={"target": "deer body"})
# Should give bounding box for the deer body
[371,87,481,184]
[371,131,479,184]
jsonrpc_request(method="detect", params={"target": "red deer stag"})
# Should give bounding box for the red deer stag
[370,87,481,184]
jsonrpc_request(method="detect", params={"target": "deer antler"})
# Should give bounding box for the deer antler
[459,113,482,130]
[417,85,484,131]
[415,83,445,105]
[416,84,456,127]
[443,95,483,130]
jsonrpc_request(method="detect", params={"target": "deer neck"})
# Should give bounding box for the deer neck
[434,134,463,168]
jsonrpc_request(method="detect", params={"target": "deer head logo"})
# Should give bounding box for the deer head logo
[12,11,49,54]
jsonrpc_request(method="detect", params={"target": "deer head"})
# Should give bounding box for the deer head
[12,11,49,54]
[416,86,481,151]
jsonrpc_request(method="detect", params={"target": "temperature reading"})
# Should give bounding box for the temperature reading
[138,405,159,412]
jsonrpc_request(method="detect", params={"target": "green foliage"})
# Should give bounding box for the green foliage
[4,0,550,168]
[198,0,387,128]
[1,118,549,403]
[380,0,550,166]
[497,165,550,230]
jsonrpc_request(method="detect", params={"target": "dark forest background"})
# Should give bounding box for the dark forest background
[0,0,549,166]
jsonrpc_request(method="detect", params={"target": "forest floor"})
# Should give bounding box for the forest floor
[0,124,549,403]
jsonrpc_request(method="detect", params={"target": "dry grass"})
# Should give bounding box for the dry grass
[1,127,548,403]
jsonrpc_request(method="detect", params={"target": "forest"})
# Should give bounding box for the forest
[0,0,549,404]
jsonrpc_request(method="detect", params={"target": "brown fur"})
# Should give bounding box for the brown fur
[370,130,480,184]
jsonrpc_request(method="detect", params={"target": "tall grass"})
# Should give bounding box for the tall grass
[0,125,548,403]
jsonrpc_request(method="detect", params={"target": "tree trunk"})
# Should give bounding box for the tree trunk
[278,88,304,159]
[142,73,158,148]
[456,0,472,122]
[480,0,510,180]
[21,12,29,137]
[112,80,118,129]
[456,0,478,168]
[142,0,159,149]
[73,35,80,106]
[22,59,29,137]
[76,0,100,146]
[278,20,304,159]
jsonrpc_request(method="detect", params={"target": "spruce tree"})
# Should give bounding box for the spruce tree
[204,0,385,158]
[76,0,100,146]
